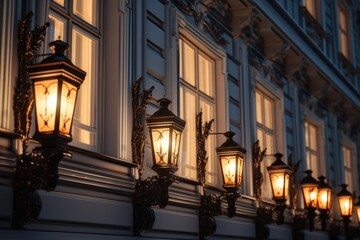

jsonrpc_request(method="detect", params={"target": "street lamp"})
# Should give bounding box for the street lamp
[337,184,353,231]
[28,40,86,146]
[133,97,186,235]
[12,12,86,228]
[317,176,332,230]
[146,98,186,177]
[267,153,292,224]
[217,131,246,217]
[355,197,360,225]
[300,170,318,231]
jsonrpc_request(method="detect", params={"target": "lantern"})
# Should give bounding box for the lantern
[146,98,186,177]
[355,197,360,225]
[267,153,291,203]
[337,184,353,231]
[300,170,319,209]
[337,184,353,217]
[27,40,86,146]
[317,176,332,211]
[216,131,246,191]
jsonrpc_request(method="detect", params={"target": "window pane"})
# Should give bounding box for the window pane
[305,0,316,17]
[309,124,317,151]
[264,97,274,129]
[73,0,98,27]
[49,13,65,43]
[310,153,318,177]
[72,28,98,145]
[257,129,264,149]
[53,0,65,7]
[255,91,262,124]
[179,86,197,179]
[179,39,183,79]
[182,41,195,86]
[198,54,214,97]
[305,121,309,147]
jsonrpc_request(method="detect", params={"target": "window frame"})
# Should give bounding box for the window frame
[176,19,228,188]
[340,136,358,194]
[337,1,352,61]
[253,72,285,201]
[48,0,102,151]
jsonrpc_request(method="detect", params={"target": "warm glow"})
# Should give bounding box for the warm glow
[171,130,181,166]
[221,157,236,185]
[151,128,170,165]
[318,189,331,210]
[270,173,285,198]
[303,187,318,208]
[59,82,77,134]
[34,80,59,132]
[338,196,353,217]
[356,207,360,223]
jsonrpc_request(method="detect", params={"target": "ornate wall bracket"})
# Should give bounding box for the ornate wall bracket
[133,175,176,235]
[253,140,266,200]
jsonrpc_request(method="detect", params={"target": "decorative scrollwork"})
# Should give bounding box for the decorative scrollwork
[199,193,222,240]
[131,77,154,179]
[14,11,49,151]
[133,175,176,235]
[288,154,301,212]
[253,140,266,200]
[196,111,214,192]
[171,0,228,45]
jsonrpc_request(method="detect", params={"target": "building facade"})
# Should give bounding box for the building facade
[1,0,360,239]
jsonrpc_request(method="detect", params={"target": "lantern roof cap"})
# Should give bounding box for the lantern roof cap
[337,184,352,197]
[268,153,291,169]
[40,39,73,65]
[355,197,360,206]
[300,170,318,185]
[318,176,332,189]
[216,131,247,155]
[152,98,176,117]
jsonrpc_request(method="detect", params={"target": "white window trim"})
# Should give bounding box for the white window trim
[340,134,358,193]
[301,107,326,177]
[251,70,286,201]
[169,13,228,188]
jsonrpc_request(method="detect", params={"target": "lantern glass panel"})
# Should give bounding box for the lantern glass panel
[59,81,78,134]
[356,206,360,223]
[318,188,331,210]
[338,196,353,217]
[221,156,237,185]
[302,186,318,208]
[171,129,181,166]
[34,79,58,132]
[270,172,289,198]
[151,127,170,165]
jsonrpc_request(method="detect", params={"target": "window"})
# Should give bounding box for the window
[342,145,354,192]
[178,37,217,184]
[304,121,320,177]
[48,0,100,150]
[338,3,351,59]
[304,0,321,22]
[255,88,278,199]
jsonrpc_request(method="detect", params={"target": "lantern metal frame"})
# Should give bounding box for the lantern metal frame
[336,184,353,232]
[196,112,246,239]
[317,176,332,230]
[355,197,360,226]
[267,153,292,225]
[12,12,86,228]
[131,80,185,236]
[300,170,318,231]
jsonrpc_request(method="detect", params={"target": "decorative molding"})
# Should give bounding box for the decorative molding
[248,47,286,88]
[171,0,229,45]
[232,8,260,47]
[287,59,308,88]
[298,89,326,119]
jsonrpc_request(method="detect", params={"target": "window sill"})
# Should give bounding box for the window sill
[300,7,327,39]
[339,52,357,75]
